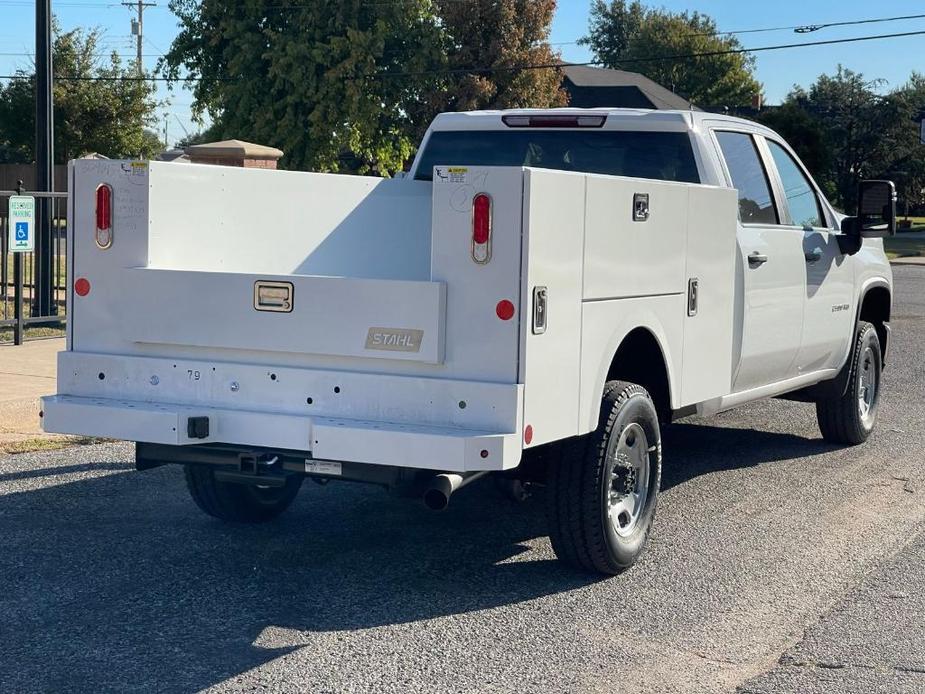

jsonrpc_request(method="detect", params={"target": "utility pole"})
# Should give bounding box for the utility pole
[122,1,156,76]
[35,0,54,316]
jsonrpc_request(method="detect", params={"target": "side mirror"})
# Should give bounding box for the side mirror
[841,180,897,239]
[838,180,896,254]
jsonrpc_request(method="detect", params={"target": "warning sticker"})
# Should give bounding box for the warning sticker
[305,460,342,476]
[121,161,148,176]
[434,166,468,184]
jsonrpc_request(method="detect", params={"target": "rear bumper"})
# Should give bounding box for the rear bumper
[41,394,522,473]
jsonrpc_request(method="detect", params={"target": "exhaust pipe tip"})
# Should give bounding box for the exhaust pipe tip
[422,473,460,511]
[422,472,488,511]
[423,487,450,511]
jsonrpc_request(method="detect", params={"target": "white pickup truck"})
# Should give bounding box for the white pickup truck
[42,108,895,575]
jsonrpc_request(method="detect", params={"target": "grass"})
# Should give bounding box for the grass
[0,436,102,455]
[884,233,925,260]
[3,251,68,282]
[898,216,925,232]
[0,294,66,343]
[0,325,66,343]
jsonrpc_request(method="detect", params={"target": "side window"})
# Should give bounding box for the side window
[715,131,778,225]
[766,140,825,228]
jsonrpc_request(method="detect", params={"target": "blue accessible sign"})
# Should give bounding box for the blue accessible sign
[8,195,35,252]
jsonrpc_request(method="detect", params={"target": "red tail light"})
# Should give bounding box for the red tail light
[472,193,492,264]
[95,183,113,249]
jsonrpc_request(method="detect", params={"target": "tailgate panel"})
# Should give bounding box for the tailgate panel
[122,267,446,363]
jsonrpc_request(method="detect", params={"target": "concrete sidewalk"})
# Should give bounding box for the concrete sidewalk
[890,257,925,266]
[0,338,65,451]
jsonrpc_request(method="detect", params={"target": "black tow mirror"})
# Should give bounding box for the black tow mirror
[841,180,897,239]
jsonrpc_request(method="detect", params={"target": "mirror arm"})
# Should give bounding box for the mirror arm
[838,216,862,255]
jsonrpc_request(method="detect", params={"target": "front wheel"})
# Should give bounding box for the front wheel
[816,321,882,445]
[184,465,303,523]
[546,381,662,575]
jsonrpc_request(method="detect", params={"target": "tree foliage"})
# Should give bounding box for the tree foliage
[889,73,925,214]
[581,0,762,108]
[435,0,566,112]
[760,67,925,211]
[163,0,444,175]
[0,26,160,163]
[162,0,565,174]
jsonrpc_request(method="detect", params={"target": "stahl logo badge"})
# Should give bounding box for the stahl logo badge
[365,327,424,353]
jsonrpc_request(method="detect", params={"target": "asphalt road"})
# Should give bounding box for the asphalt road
[1,267,924,694]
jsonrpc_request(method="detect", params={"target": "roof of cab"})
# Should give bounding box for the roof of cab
[427,107,775,137]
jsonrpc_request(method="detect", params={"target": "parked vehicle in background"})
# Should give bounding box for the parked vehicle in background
[42,108,895,574]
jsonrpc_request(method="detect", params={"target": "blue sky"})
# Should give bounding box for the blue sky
[1,0,923,147]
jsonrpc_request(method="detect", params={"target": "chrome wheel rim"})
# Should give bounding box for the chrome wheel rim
[858,345,878,427]
[607,423,652,538]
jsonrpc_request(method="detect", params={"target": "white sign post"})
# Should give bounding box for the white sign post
[8,195,36,252]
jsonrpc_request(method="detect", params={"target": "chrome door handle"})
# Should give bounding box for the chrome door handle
[748,252,768,267]
[805,249,823,263]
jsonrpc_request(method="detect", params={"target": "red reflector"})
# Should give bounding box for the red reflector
[524,425,534,445]
[480,449,489,459]
[74,277,91,296]
[96,184,112,231]
[496,300,515,320]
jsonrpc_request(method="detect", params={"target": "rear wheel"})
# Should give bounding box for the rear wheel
[184,465,303,523]
[546,381,662,575]
[816,321,882,445]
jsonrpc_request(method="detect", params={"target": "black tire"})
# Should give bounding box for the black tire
[546,381,662,575]
[184,465,303,523]
[816,321,882,445]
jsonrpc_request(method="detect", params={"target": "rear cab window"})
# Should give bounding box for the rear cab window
[413,130,701,184]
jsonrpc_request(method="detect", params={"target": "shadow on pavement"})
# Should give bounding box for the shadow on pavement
[0,418,839,692]
[0,460,592,692]
[660,421,840,491]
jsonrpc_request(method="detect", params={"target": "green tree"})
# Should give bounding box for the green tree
[162,0,566,174]
[581,0,762,108]
[759,67,925,211]
[782,68,908,209]
[0,26,160,163]
[162,0,445,174]
[889,73,925,216]
[757,102,832,197]
[434,0,566,113]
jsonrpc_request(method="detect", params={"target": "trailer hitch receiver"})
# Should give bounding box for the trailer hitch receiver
[187,416,210,439]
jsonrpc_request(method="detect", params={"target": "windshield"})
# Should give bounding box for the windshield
[414,129,700,183]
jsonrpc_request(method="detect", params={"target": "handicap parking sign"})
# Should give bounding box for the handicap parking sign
[8,195,35,252]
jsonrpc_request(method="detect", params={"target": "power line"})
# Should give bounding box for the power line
[379,29,925,78]
[1,28,924,83]
[0,52,164,57]
[553,11,925,46]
